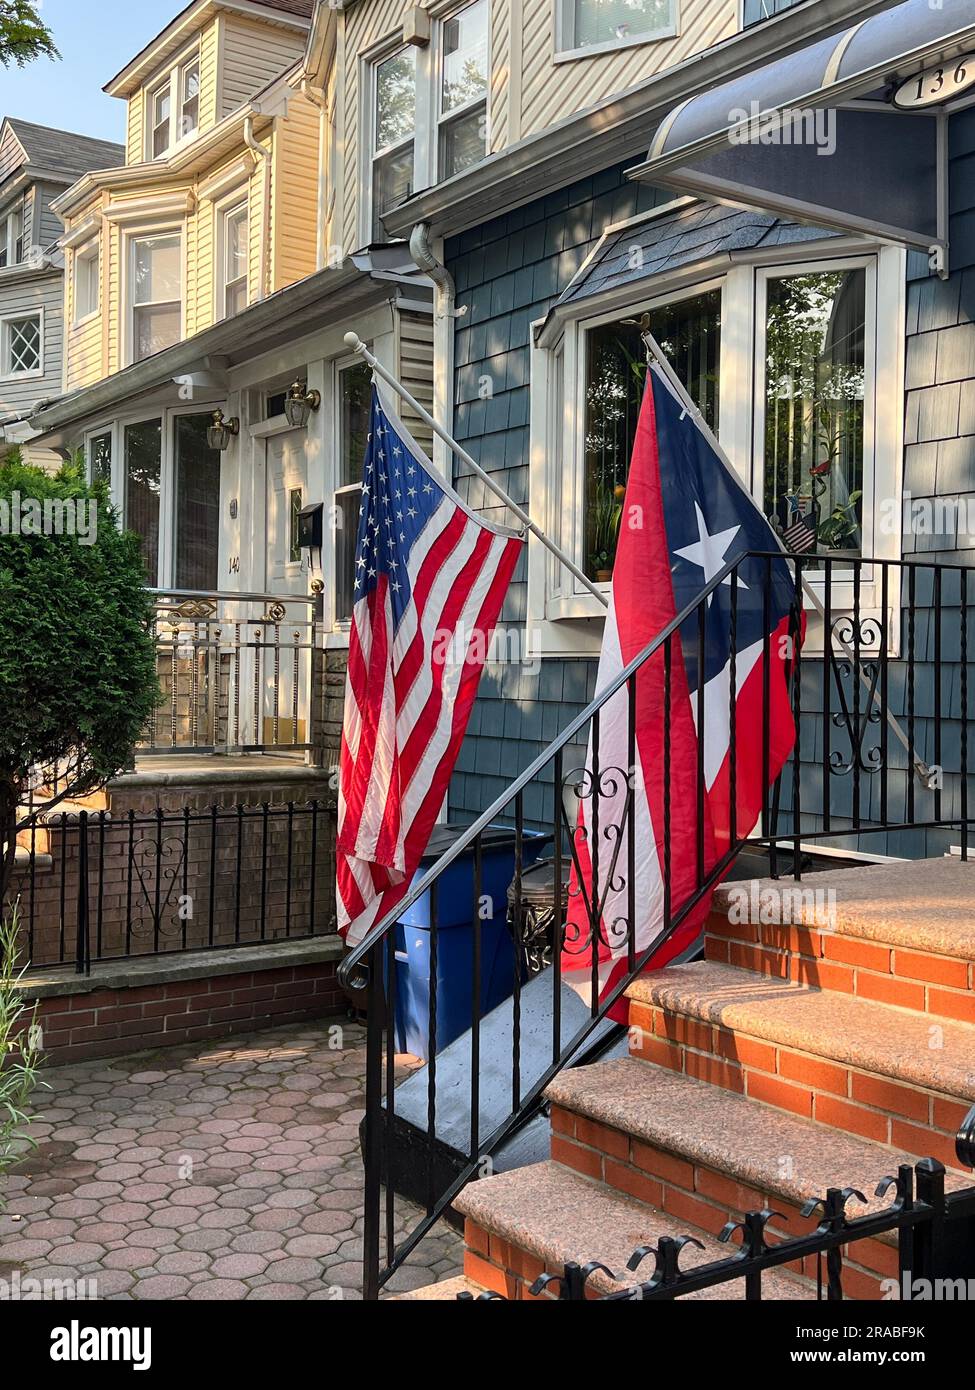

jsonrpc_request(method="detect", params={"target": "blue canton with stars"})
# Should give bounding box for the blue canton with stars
[353,389,445,633]
[651,370,798,695]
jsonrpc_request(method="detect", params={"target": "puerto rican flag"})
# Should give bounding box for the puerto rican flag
[562,365,801,1013]
[337,385,525,948]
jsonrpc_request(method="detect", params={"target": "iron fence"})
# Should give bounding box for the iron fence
[9,800,338,974]
[458,1158,975,1301]
[143,588,320,756]
[339,554,975,1299]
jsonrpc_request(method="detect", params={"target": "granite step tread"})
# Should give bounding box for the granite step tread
[394,1276,488,1301]
[712,859,975,960]
[455,1160,814,1300]
[546,1059,973,1218]
[626,959,975,1102]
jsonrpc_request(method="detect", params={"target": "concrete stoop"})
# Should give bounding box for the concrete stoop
[404,859,975,1302]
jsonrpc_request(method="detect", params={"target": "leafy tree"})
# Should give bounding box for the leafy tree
[0,0,58,68]
[0,455,159,906]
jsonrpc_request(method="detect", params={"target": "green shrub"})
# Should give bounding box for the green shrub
[0,455,159,901]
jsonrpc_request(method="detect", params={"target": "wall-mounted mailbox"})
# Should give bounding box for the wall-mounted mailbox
[298,502,324,551]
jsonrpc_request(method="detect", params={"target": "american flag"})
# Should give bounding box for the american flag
[782,510,817,554]
[563,366,801,1017]
[336,385,525,948]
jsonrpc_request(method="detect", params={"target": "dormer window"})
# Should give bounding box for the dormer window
[147,48,201,160]
[0,203,25,268]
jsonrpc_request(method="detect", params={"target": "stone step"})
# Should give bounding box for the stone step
[626,960,974,1167]
[455,1160,815,1300]
[394,1276,489,1301]
[708,860,975,1026]
[546,1058,973,1299]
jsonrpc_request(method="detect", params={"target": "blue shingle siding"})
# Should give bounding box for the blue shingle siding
[447,122,975,855]
[444,162,669,822]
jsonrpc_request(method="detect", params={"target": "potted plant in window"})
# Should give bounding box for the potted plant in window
[589,484,624,583]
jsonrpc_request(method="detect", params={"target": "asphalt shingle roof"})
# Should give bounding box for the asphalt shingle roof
[555,201,838,310]
[5,118,123,181]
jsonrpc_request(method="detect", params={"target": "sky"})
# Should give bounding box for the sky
[1,0,181,144]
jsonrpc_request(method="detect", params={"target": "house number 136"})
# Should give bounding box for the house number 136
[894,57,975,110]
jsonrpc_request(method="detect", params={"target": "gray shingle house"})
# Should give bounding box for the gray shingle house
[0,119,123,463]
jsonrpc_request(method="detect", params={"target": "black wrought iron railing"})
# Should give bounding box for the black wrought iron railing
[9,800,337,973]
[458,1159,975,1301]
[339,553,974,1300]
[143,589,319,756]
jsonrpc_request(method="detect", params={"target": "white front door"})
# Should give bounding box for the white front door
[266,430,310,595]
[257,430,311,749]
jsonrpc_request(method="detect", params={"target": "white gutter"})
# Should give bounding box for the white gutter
[244,116,273,301]
[300,80,331,270]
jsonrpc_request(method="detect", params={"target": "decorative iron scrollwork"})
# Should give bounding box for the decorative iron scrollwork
[128,835,188,942]
[166,599,218,622]
[560,762,634,961]
[260,602,288,625]
[828,616,884,777]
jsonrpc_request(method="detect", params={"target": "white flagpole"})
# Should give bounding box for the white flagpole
[343,331,609,609]
[641,327,933,786]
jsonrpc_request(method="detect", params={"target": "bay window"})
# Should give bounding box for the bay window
[88,431,112,488]
[369,0,489,240]
[219,201,248,319]
[583,290,720,578]
[557,0,678,57]
[174,414,221,591]
[131,232,181,362]
[761,267,866,559]
[530,244,903,640]
[74,241,100,322]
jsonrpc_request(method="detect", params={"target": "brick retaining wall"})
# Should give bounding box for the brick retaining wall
[18,940,346,1065]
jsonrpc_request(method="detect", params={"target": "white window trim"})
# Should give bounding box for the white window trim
[215,193,249,322]
[527,240,906,657]
[124,225,185,367]
[73,240,101,326]
[0,307,44,381]
[0,202,25,268]
[554,0,680,63]
[362,0,490,245]
[144,41,202,162]
[85,402,223,589]
[738,0,808,33]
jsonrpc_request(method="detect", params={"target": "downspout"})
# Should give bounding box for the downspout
[408,221,457,323]
[300,81,333,270]
[244,116,272,300]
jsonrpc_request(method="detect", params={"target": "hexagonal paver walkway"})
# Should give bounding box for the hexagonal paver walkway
[0,1021,461,1300]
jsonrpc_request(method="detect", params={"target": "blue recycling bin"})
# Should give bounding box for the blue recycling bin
[391,824,551,1060]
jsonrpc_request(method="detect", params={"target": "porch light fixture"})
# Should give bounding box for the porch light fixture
[207,409,240,451]
[284,379,322,429]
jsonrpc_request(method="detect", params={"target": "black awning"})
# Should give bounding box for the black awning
[628,0,975,258]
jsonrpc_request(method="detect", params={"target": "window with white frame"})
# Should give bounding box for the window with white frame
[219,201,248,319]
[334,358,373,621]
[369,0,489,240]
[557,0,678,57]
[130,232,182,362]
[74,241,100,323]
[147,49,200,160]
[1,312,42,376]
[438,0,489,179]
[531,244,903,629]
[742,0,805,29]
[0,202,25,268]
[88,430,112,487]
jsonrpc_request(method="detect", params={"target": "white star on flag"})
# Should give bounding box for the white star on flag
[673,503,748,604]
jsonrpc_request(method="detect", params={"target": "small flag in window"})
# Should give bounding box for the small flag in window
[782,511,817,554]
